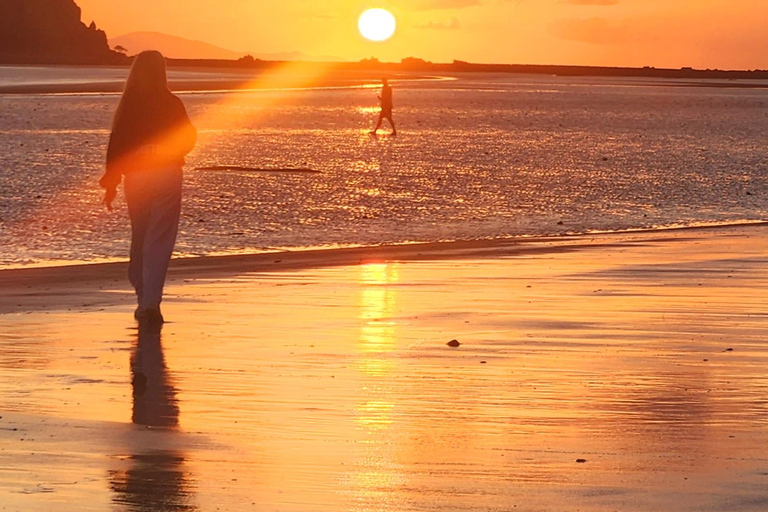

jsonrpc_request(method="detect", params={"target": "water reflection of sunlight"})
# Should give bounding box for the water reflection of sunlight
[355,106,380,115]
[356,263,398,418]
[356,358,394,377]
[355,400,395,430]
[358,263,399,355]
[360,262,399,285]
[351,263,403,505]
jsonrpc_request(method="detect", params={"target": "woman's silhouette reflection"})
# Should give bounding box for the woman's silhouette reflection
[110,321,197,512]
[131,321,179,427]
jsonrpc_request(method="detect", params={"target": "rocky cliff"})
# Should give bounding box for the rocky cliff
[0,0,126,64]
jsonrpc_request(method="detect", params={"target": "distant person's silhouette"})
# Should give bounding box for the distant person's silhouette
[99,51,197,324]
[371,78,396,136]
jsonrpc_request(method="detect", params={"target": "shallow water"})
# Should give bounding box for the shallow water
[1,69,767,266]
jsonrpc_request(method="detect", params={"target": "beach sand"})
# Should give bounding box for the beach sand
[2,225,768,511]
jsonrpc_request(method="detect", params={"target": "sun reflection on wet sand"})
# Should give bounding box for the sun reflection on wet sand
[349,263,405,510]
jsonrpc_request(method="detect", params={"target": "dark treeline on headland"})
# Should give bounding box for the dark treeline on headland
[2,0,768,81]
[0,0,126,65]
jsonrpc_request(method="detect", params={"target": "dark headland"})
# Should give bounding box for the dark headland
[0,0,126,65]
[2,0,768,81]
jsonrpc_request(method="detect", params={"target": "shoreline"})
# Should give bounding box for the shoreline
[1,222,765,315]
[3,220,765,272]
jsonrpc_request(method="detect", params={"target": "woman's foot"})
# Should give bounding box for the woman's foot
[135,306,164,325]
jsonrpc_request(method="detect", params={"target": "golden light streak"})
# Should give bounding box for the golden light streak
[12,59,345,256]
[352,262,404,506]
[356,262,399,423]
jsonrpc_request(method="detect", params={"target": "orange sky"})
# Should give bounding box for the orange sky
[77,0,768,69]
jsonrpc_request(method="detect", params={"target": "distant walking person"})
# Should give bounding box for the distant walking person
[99,51,197,324]
[371,78,396,135]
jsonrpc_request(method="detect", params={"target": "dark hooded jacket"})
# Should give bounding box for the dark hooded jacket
[100,91,196,189]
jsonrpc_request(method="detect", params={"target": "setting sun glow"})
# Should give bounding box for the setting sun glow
[358,8,396,42]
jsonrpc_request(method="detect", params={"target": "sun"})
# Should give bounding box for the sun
[358,8,396,42]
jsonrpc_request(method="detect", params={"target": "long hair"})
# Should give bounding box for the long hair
[113,51,169,130]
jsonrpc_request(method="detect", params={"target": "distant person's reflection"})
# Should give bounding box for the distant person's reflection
[110,321,197,512]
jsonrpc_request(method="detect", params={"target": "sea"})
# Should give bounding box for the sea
[1,65,767,268]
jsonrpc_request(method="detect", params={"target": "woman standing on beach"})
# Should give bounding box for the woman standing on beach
[99,51,197,324]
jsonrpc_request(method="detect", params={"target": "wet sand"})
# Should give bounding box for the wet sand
[2,225,768,511]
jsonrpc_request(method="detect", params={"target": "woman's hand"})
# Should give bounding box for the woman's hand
[103,187,117,211]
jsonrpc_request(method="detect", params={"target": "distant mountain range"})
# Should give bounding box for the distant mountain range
[110,31,345,62]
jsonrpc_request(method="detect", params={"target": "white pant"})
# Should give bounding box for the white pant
[124,167,182,310]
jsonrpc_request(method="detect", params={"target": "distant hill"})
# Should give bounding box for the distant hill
[0,0,125,64]
[110,31,345,62]
[110,32,244,60]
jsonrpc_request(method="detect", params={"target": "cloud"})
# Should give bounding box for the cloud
[562,0,619,5]
[415,17,462,30]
